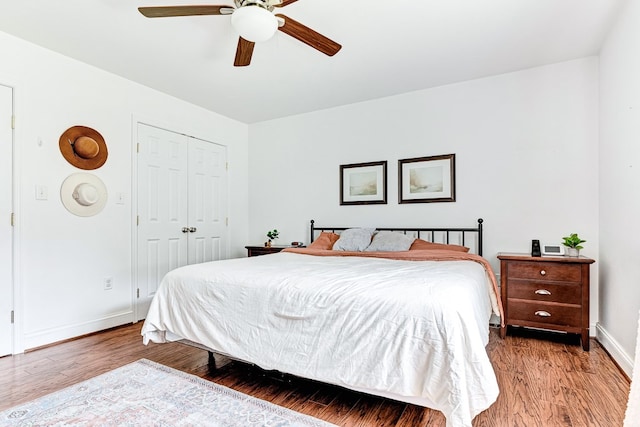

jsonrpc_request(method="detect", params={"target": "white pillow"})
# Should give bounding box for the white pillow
[332,228,376,251]
[365,231,415,252]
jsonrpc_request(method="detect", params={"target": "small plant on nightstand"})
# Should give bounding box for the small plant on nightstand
[562,233,586,257]
[266,229,279,247]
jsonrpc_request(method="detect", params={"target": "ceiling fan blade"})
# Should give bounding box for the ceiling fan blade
[276,14,341,56]
[275,0,300,7]
[138,5,232,18]
[234,37,255,67]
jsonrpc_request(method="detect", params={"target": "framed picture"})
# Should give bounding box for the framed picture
[398,154,456,203]
[340,161,387,205]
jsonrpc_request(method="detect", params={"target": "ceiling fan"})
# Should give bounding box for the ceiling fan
[138,0,342,66]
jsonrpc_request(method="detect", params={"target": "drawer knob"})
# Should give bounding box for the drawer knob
[535,310,552,317]
[535,289,552,295]
[540,270,546,276]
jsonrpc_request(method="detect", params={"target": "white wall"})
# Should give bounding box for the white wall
[598,0,640,376]
[0,30,249,351]
[248,58,600,328]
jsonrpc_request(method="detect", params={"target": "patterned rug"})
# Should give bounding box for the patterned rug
[0,359,336,426]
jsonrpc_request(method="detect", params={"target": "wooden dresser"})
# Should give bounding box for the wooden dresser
[245,245,288,257]
[245,245,304,257]
[497,253,595,350]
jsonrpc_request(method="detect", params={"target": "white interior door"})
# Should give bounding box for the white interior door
[187,138,227,264]
[136,124,228,320]
[136,123,189,321]
[0,84,13,356]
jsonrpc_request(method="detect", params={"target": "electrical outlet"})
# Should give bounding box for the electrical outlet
[104,277,113,290]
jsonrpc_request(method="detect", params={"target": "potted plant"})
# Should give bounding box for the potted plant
[265,229,279,247]
[562,233,586,257]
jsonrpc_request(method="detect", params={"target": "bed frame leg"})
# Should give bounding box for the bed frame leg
[207,351,217,370]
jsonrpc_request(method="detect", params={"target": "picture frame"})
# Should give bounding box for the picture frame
[340,161,387,205]
[398,154,456,203]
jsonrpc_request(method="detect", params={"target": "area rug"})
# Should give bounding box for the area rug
[0,359,336,426]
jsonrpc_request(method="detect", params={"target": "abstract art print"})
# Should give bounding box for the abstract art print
[398,154,455,203]
[340,161,387,205]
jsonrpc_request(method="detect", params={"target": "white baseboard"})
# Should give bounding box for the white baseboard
[596,322,634,377]
[21,311,135,352]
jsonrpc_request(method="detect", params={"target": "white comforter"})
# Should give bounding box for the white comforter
[142,252,499,427]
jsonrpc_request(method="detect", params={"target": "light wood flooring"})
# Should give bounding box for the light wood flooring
[0,323,631,426]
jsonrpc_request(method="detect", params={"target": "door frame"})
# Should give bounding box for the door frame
[131,116,230,322]
[0,83,15,355]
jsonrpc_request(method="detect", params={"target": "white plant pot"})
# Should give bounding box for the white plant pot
[566,247,580,257]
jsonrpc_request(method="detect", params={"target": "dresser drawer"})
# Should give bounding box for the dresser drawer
[506,261,581,283]
[507,299,582,328]
[507,280,581,305]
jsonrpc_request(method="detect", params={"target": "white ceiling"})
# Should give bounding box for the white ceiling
[0,0,624,123]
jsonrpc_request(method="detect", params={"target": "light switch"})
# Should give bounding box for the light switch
[35,185,48,200]
[116,192,126,205]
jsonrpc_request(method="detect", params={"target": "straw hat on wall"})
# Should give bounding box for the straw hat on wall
[59,126,108,170]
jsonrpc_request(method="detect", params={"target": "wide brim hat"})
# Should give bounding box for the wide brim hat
[60,173,108,217]
[59,126,108,170]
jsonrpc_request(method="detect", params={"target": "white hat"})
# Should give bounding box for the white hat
[60,173,108,217]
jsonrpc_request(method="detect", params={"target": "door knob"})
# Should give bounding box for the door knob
[189,227,197,233]
[182,227,189,233]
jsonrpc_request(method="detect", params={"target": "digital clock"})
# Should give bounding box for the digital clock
[541,244,565,256]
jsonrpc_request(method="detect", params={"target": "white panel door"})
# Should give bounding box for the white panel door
[136,123,189,321]
[187,138,227,264]
[0,85,13,356]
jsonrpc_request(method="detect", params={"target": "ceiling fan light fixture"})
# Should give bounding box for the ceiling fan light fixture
[231,5,278,42]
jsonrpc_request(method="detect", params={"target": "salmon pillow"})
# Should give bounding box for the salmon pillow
[410,238,470,253]
[308,232,340,250]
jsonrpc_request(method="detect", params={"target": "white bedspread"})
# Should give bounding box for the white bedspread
[142,252,499,427]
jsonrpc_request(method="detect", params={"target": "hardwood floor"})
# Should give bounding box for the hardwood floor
[0,323,630,426]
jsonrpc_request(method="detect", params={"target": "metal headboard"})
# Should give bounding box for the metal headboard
[310,218,484,256]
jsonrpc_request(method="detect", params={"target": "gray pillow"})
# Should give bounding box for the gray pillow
[332,228,376,251]
[365,231,415,252]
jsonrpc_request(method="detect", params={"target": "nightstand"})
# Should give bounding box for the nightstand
[497,253,595,350]
[245,245,303,257]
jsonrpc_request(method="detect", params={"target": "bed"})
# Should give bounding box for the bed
[141,219,503,427]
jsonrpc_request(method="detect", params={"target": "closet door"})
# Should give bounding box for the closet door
[136,124,228,320]
[136,124,189,320]
[0,85,13,356]
[187,138,227,264]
